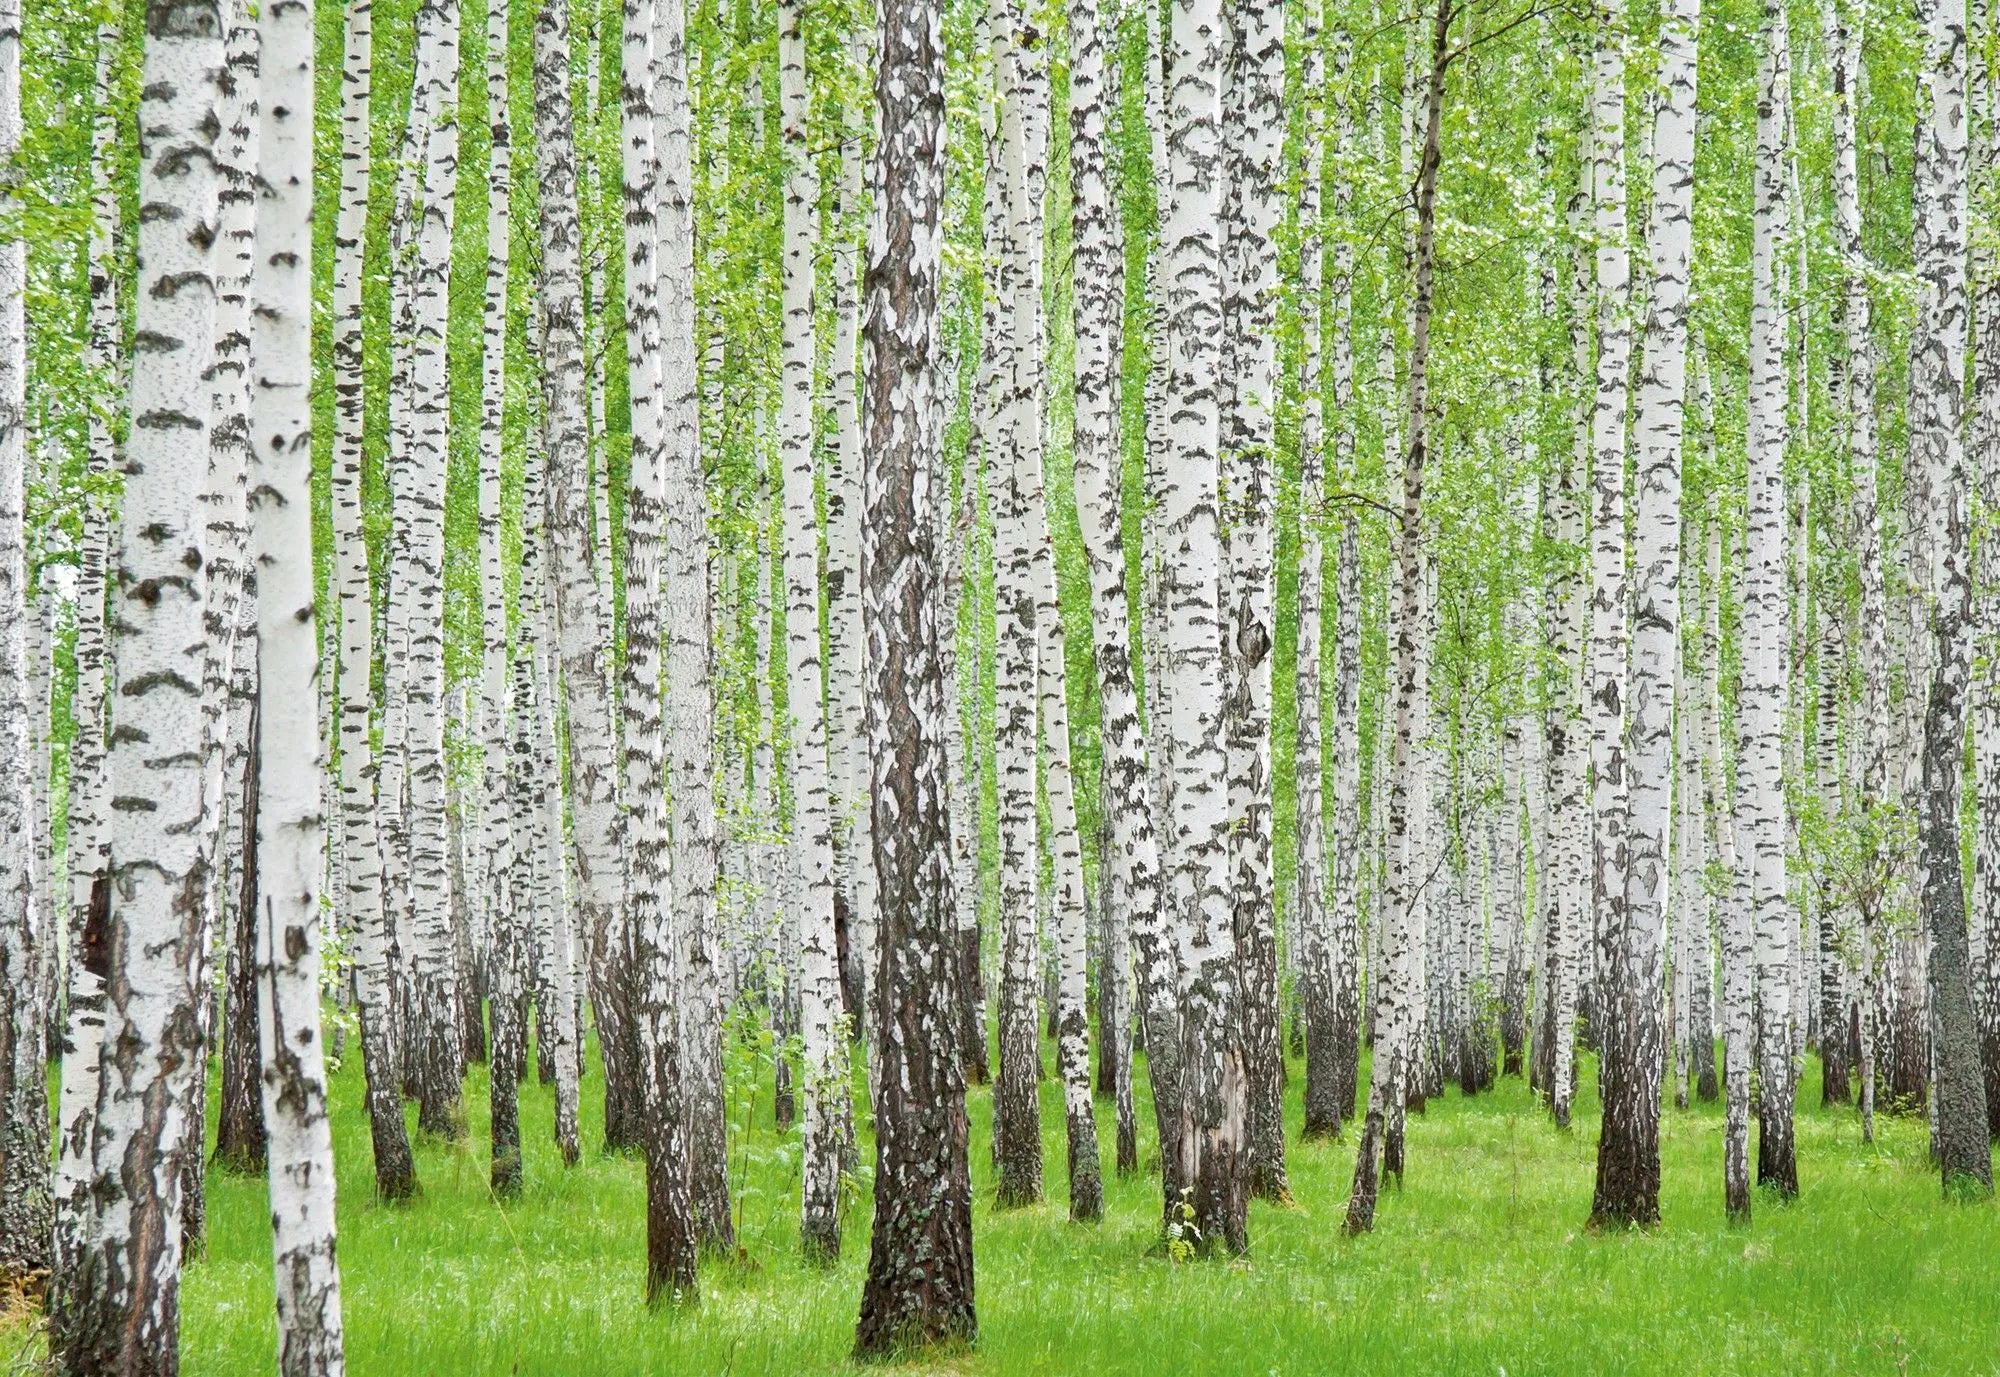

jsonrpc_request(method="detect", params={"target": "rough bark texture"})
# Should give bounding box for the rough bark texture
[1745,0,1797,1201]
[776,0,848,1260]
[54,0,123,1291]
[654,0,731,1252]
[1067,0,1156,1181]
[1583,0,1632,1176]
[534,0,637,1163]
[52,0,222,1361]
[619,0,701,1301]
[329,0,414,1204]
[1347,0,1446,1237]
[0,0,48,1287]
[851,0,978,1339]
[1592,0,1697,1229]
[1294,1,1332,1141]
[1912,0,1992,1193]
[989,0,1045,1211]
[1162,0,1251,1256]
[1222,0,1288,1208]
[398,0,467,1140]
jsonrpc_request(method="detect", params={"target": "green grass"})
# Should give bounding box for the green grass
[12,1027,1998,1375]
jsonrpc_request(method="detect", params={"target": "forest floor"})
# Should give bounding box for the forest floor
[8,1022,1996,1376]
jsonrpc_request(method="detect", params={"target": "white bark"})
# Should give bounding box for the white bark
[0,0,45,1282]
[534,0,634,1155]
[990,0,1045,1208]
[1595,0,1697,1223]
[654,0,730,1249]
[54,2,123,1282]
[1742,0,1797,1197]
[247,7,346,1354]
[522,435,582,1164]
[475,0,513,1106]
[776,0,846,1258]
[1222,0,1286,1204]
[1585,0,1632,1076]
[1163,0,1249,1250]
[400,0,465,1126]
[1066,0,1149,1167]
[53,0,221,1356]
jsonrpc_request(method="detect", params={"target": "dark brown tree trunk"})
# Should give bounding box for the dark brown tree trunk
[959,924,987,1085]
[852,0,976,1345]
[215,711,266,1175]
[593,950,645,1154]
[1919,619,1995,1193]
[1819,900,1851,1105]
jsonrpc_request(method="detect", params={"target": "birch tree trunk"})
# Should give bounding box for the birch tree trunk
[1162,0,1251,1255]
[1318,65,1363,1125]
[654,0,731,1251]
[826,28,873,1050]
[1068,0,1161,1181]
[329,0,413,1202]
[475,0,513,1131]
[1294,0,1332,1140]
[247,17,347,1357]
[204,0,261,1188]
[54,3,124,1282]
[398,0,467,1138]
[52,0,222,1357]
[534,0,638,1162]
[1977,29,2000,1133]
[1222,0,1288,1207]
[1348,0,1446,1238]
[522,454,582,1163]
[990,0,1045,1209]
[776,0,848,1259]
[1032,428,1103,1222]
[1583,0,1632,1136]
[1593,0,1697,1228]
[619,0,700,1300]
[850,0,978,1331]
[1542,215,1590,1129]
[1674,649,1706,1111]
[1911,0,1993,1191]
[492,647,534,1198]
[1739,0,1796,1201]
[0,0,47,1284]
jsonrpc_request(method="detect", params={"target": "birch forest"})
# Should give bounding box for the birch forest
[0,0,1998,1362]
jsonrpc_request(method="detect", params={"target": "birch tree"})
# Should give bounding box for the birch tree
[398,0,466,1137]
[54,2,125,1283]
[0,0,49,1284]
[246,4,346,1356]
[52,0,222,1356]
[1222,0,1288,1207]
[656,0,731,1251]
[534,0,638,1163]
[1592,0,1698,1227]
[1740,0,1796,1201]
[1294,0,1334,1141]
[330,0,413,1201]
[1348,0,1449,1238]
[990,0,1045,1209]
[1161,0,1250,1255]
[1911,0,1993,1191]
[1067,0,1165,1179]
[620,0,701,1299]
[1583,0,1632,1122]
[777,0,847,1259]
[851,0,978,1335]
